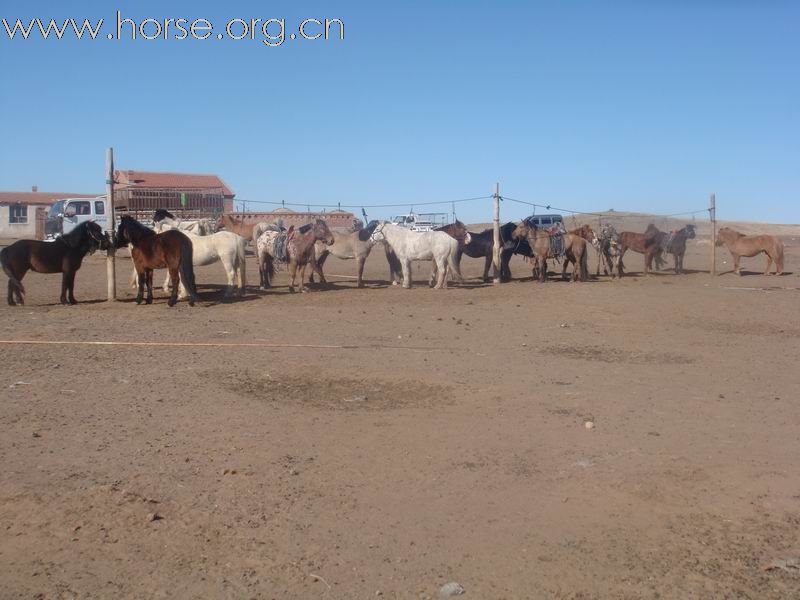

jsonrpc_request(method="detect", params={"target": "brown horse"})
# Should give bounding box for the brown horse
[648,224,696,274]
[716,227,784,276]
[566,225,596,280]
[258,220,335,292]
[217,214,257,241]
[511,220,589,282]
[1,221,109,306]
[618,224,666,277]
[116,215,199,306]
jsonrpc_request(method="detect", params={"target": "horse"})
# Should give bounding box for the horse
[510,220,589,282]
[152,218,247,298]
[369,222,460,289]
[309,221,380,288]
[257,219,335,292]
[618,224,667,277]
[217,213,258,241]
[1,221,109,306]
[716,227,784,276]
[453,221,536,283]
[153,209,215,235]
[116,215,199,306]
[648,224,696,274]
[384,221,472,285]
[593,225,622,278]
[565,225,597,280]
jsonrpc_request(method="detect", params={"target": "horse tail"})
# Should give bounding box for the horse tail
[580,243,589,281]
[0,249,25,302]
[775,238,785,273]
[178,234,199,303]
[447,241,464,283]
[236,235,247,293]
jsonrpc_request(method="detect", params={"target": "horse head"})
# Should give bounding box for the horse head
[86,221,111,251]
[511,220,531,240]
[153,208,175,223]
[313,219,335,245]
[369,221,388,244]
[683,224,697,239]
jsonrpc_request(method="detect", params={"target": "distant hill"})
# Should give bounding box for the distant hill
[469,211,800,239]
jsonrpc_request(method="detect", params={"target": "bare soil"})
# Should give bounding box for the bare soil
[1,235,799,599]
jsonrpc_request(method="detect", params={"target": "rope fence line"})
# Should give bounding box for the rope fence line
[231,193,710,221]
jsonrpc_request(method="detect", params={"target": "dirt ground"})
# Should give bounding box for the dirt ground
[1,233,799,599]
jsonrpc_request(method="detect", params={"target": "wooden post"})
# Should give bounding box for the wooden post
[106,148,117,300]
[492,183,501,283]
[709,193,716,276]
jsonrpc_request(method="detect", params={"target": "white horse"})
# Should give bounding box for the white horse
[369,222,462,289]
[153,210,216,236]
[128,221,247,298]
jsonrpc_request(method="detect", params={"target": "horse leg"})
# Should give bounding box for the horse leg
[435,258,447,289]
[313,252,328,285]
[288,260,298,293]
[429,263,437,288]
[163,270,172,293]
[539,257,547,282]
[299,262,309,293]
[734,254,741,276]
[356,256,366,288]
[401,260,412,289]
[65,269,78,304]
[135,269,146,305]
[763,254,773,275]
[166,267,180,306]
[146,269,155,304]
[221,255,236,298]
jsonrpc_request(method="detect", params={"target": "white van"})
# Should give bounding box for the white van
[44,196,110,239]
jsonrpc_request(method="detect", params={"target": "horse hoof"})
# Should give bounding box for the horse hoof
[167,299,176,307]
[188,300,195,307]
[146,298,154,305]
[69,299,78,305]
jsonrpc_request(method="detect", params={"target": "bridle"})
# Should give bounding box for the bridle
[370,221,387,243]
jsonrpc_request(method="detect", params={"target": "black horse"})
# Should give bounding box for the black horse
[457,221,533,282]
[0,221,109,306]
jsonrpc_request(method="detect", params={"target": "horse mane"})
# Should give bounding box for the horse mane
[358,220,379,242]
[298,223,313,234]
[120,215,155,243]
[60,221,91,248]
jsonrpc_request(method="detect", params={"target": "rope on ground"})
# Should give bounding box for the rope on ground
[0,339,451,352]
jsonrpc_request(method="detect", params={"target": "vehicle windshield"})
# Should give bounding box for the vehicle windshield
[48,200,64,218]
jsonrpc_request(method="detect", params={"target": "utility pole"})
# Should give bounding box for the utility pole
[709,193,717,276]
[105,148,116,301]
[492,183,501,283]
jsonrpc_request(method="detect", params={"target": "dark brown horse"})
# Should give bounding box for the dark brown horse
[1,221,109,306]
[649,224,696,274]
[456,222,534,282]
[618,224,666,277]
[116,215,199,306]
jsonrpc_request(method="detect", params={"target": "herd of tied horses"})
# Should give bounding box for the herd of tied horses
[0,210,787,307]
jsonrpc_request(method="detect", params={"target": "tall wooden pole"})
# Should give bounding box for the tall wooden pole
[492,183,501,284]
[106,148,117,300]
[709,193,716,277]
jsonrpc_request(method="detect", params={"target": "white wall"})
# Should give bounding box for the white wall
[0,205,39,239]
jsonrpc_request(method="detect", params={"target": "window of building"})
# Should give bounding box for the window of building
[9,204,28,224]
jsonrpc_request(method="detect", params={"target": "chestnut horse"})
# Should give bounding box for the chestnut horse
[257,219,335,292]
[716,227,784,276]
[116,215,199,307]
[1,221,109,306]
[217,213,257,242]
[618,224,666,277]
[511,220,589,282]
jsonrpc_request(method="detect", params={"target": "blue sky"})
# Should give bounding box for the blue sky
[1,1,798,223]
